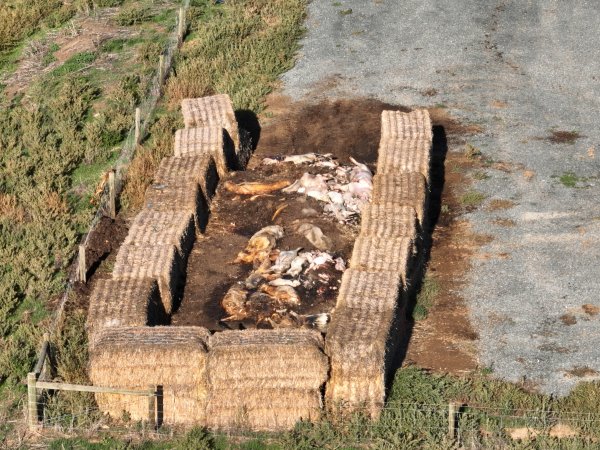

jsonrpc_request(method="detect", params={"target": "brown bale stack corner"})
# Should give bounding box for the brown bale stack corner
[206,329,328,431]
[89,326,210,425]
[380,109,432,142]
[174,126,235,176]
[86,277,167,345]
[112,243,183,314]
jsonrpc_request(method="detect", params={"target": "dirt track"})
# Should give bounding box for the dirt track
[281,1,600,395]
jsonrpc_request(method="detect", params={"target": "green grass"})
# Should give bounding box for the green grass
[464,143,482,159]
[558,171,582,188]
[413,275,440,321]
[339,8,353,15]
[460,190,487,207]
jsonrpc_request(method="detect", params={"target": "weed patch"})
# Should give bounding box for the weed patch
[460,190,486,207]
[413,275,440,321]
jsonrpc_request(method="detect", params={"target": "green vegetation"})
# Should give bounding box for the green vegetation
[559,171,582,188]
[413,275,440,321]
[48,367,600,448]
[339,8,353,15]
[464,142,482,159]
[460,190,487,207]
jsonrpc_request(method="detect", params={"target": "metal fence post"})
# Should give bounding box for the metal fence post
[448,401,457,440]
[158,55,165,85]
[178,7,186,44]
[27,372,38,431]
[134,107,141,144]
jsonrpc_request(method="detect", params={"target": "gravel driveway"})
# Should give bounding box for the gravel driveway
[280,0,600,395]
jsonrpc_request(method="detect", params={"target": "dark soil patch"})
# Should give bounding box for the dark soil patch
[566,366,599,378]
[560,314,577,326]
[582,304,600,316]
[545,130,584,145]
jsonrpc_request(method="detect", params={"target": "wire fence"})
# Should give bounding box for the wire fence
[20,397,600,447]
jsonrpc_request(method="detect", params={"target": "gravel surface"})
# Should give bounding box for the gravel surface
[281,0,600,395]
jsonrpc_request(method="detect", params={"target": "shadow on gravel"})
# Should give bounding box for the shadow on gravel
[387,124,448,392]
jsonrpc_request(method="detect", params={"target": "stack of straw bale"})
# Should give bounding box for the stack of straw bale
[174,127,235,177]
[181,94,250,167]
[112,243,183,314]
[89,326,210,425]
[325,109,432,418]
[86,277,167,345]
[205,329,329,431]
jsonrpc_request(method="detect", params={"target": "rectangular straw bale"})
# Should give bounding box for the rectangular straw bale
[181,94,239,149]
[113,243,182,314]
[124,210,195,259]
[380,109,432,142]
[205,388,322,431]
[372,172,428,224]
[325,306,398,419]
[349,236,414,284]
[86,277,167,344]
[377,138,431,181]
[360,203,418,239]
[144,183,208,234]
[174,127,235,176]
[154,154,219,201]
[335,268,403,312]
[207,329,328,389]
[89,326,210,425]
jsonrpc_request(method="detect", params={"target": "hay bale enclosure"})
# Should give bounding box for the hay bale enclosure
[86,96,433,429]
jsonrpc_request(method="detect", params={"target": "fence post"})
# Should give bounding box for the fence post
[178,7,186,44]
[108,170,116,219]
[78,245,86,283]
[148,385,156,429]
[448,401,457,440]
[158,55,165,84]
[134,107,141,144]
[27,372,38,431]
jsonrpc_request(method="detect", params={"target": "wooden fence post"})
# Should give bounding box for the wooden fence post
[448,401,457,440]
[27,372,38,431]
[148,385,156,428]
[158,55,165,84]
[134,107,141,144]
[178,7,186,44]
[108,170,116,219]
[78,245,86,283]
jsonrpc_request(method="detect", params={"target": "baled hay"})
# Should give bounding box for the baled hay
[349,236,414,284]
[144,183,208,234]
[360,203,418,239]
[112,243,183,314]
[335,268,403,313]
[206,388,322,431]
[181,94,239,149]
[325,307,398,419]
[154,155,219,201]
[174,127,235,176]
[371,172,428,224]
[124,210,195,258]
[207,329,328,390]
[377,138,431,181]
[380,109,432,142]
[86,277,166,345]
[89,326,210,424]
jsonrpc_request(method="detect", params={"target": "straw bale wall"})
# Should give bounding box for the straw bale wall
[113,243,183,314]
[124,210,195,258]
[335,268,403,312]
[377,138,431,181]
[372,173,428,224]
[349,236,414,283]
[181,94,240,151]
[360,203,418,239]
[325,306,398,419]
[89,326,210,425]
[380,109,432,142]
[86,277,167,344]
[174,127,235,177]
[154,154,219,201]
[206,330,328,430]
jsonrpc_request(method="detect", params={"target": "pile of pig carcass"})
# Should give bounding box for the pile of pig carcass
[220,154,373,332]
